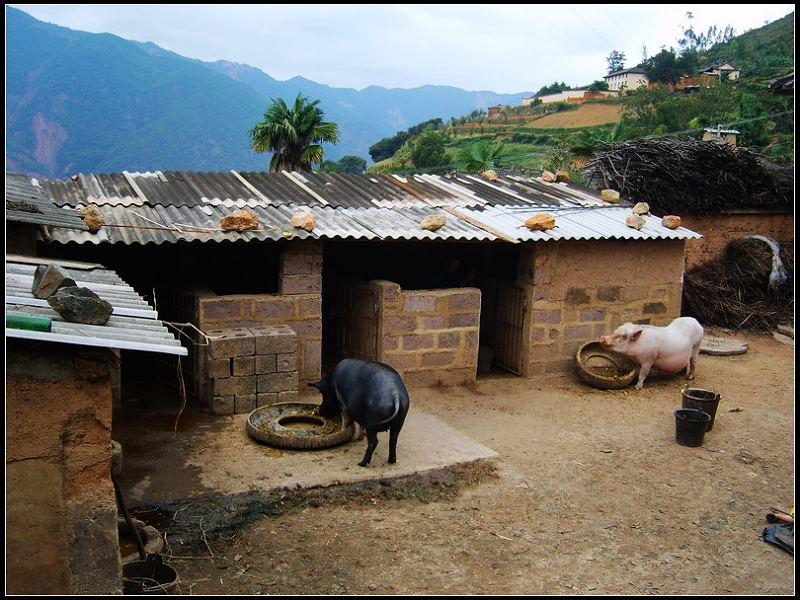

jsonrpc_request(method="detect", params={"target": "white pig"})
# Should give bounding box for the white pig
[598,317,704,389]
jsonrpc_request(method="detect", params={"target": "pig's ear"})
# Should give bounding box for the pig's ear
[629,327,644,342]
[308,381,322,390]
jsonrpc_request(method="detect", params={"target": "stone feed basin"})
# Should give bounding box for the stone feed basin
[575,341,639,390]
[247,402,354,450]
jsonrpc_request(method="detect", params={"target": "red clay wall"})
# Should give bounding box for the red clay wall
[520,240,686,375]
[372,280,481,385]
[680,212,794,269]
[6,340,120,594]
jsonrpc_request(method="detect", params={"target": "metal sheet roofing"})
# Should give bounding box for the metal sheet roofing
[455,205,703,242]
[20,169,701,244]
[5,258,187,355]
[6,173,89,230]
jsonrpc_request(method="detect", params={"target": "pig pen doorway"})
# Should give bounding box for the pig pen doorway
[474,244,527,377]
[322,240,527,378]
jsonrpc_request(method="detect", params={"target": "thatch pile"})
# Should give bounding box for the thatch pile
[586,139,793,215]
[682,237,794,331]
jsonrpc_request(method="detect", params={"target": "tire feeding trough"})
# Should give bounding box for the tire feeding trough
[575,341,639,390]
[247,402,354,449]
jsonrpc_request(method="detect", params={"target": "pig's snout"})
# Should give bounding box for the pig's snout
[598,335,609,346]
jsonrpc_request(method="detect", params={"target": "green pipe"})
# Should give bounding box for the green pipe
[6,314,53,332]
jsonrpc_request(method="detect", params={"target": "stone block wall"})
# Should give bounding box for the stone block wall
[195,240,322,389]
[372,280,481,385]
[205,325,299,415]
[519,240,686,375]
[6,340,120,594]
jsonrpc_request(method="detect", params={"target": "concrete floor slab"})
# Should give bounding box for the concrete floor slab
[114,399,497,504]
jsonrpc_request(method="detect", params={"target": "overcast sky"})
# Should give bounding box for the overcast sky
[11,4,795,93]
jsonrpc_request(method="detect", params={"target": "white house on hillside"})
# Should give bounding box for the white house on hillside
[603,67,649,92]
[700,61,740,80]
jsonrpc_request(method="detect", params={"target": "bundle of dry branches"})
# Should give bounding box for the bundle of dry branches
[586,139,793,215]
[682,238,794,331]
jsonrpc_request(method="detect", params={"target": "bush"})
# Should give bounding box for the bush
[411,130,448,168]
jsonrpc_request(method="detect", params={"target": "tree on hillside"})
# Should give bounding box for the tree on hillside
[319,160,341,173]
[250,94,339,171]
[536,82,570,96]
[337,155,367,173]
[641,48,698,84]
[456,140,507,172]
[606,50,626,74]
[411,130,448,168]
[587,80,610,91]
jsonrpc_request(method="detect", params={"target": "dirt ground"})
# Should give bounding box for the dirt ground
[132,330,794,595]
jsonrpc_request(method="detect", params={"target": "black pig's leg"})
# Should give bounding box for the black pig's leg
[388,427,400,464]
[359,429,379,467]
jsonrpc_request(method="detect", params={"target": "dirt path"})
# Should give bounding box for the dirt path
[159,332,794,594]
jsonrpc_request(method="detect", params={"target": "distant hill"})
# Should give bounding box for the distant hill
[5,7,532,177]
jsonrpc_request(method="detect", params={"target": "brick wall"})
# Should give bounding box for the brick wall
[195,240,322,391]
[680,212,793,269]
[205,325,299,415]
[520,240,686,375]
[372,280,480,385]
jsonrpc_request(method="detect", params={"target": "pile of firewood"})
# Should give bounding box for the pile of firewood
[586,138,793,215]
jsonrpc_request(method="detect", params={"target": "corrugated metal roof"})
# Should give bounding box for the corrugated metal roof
[5,259,187,355]
[6,173,89,230]
[455,205,703,242]
[23,169,701,244]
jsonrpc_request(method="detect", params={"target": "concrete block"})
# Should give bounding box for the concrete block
[300,339,321,380]
[421,351,456,367]
[257,371,299,393]
[297,296,322,318]
[281,274,321,295]
[403,333,434,351]
[438,331,461,348]
[643,302,667,314]
[213,375,256,396]
[564,325,593,341]
[252,297,294,319]
[384,316,416,333]
[276,353,297,372]
[233,356,255,376]
[207,358,231,379]
[580,308,606,322]
[448,291,481,310]
[234,395,256,414]
[532,310,561,325]
[565,287,591,305]
[202,299,244,321]
[403,295,438,313]
[255,354,277,374]
[448,313,480,328]
[383,336,400,351]
[383,353,419,370]
[207,328,255,359]
[420,315,446,330]
[597,286,621,301]
[252,325,297,354]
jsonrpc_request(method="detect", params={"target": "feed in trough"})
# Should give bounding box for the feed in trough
[247,402,354,449]
[575,341,639,390]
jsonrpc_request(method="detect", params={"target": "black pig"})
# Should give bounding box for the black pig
[309,358,410,467]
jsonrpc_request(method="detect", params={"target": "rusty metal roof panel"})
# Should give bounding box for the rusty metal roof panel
[5,258,186,355]
[457,205,702,242]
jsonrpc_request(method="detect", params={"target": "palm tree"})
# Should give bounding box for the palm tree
[250,94,340,171]
[456,140,507,172]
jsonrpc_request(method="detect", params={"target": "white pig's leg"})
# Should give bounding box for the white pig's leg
[635,362,652,389]
[687,343,700,380]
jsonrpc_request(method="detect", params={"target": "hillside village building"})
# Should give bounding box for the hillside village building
[603,67,649,92]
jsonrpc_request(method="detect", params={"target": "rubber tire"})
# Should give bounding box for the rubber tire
[247,403,354,450]
[575,342,638,390]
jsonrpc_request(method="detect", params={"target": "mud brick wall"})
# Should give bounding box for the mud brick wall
[196,240,322,386]
[680,212,793,269]
[6,340,121,594]
[520,240,686,375]
[372,280,480,385]
[205,325,299,415]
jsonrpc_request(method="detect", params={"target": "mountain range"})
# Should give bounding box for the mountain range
[6,7,532,177]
